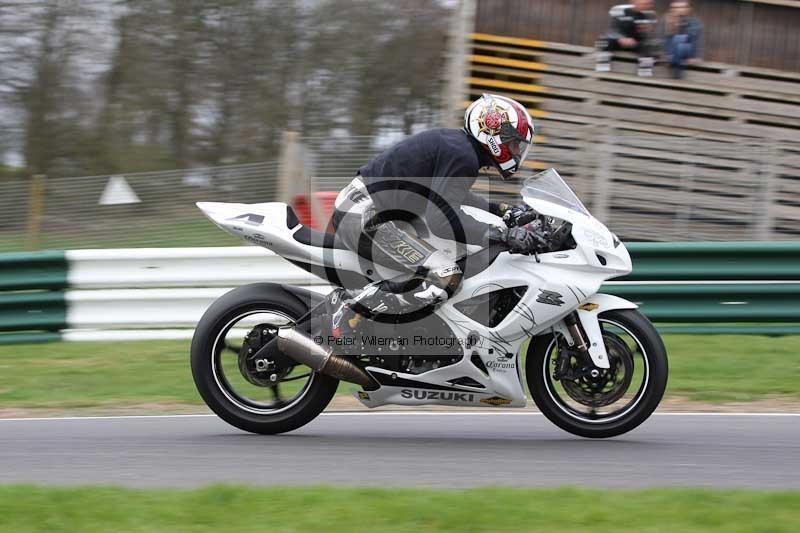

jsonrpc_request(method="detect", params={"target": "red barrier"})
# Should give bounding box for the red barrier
[292,192,338,230]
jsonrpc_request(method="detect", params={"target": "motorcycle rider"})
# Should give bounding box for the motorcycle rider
[325,93,547,325]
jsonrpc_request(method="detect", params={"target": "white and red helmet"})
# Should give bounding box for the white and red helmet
[464,93,534,179]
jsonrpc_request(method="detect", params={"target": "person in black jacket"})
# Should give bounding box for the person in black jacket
[327,94,545,323]
[595,1,658,76]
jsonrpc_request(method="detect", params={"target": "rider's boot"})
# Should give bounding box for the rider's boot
[322,263,463,332]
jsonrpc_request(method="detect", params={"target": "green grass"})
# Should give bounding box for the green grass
[664,334,800,402]
[0,339,359,411]
[0,335,797,411]
[0,340,200,409]
[0,216,240,253]
[1,485,799,532]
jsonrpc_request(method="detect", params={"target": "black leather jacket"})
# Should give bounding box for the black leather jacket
[607,4,657,42]
[357,128,501,245]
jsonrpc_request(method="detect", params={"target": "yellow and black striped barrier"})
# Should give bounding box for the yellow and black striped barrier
[466,33,550,116]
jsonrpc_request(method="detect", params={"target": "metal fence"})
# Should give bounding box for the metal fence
[0,162,283,252]
[1,130,799,252]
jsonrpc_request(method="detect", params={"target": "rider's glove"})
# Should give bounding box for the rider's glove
[486,226,548,255]
[500,203,537,228]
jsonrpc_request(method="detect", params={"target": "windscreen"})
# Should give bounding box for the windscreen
[521,168,589,215]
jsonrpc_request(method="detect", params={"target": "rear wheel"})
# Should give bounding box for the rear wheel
[191,283,338,434]
[526,309,667,438]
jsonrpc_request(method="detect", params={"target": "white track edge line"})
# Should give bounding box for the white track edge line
[1,411,799,422]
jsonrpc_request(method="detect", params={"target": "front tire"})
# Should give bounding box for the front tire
[191,283,338,434]
[526,309,668,438]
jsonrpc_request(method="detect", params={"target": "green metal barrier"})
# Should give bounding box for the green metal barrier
[0,243,798,342]
[0,251,69,342]
[0,251,68,291]
[654,325,800,335]
[604,283,800,322]
[623,242,800,281]
[614,242,800,333]
[0,332,62,345]
[0,292,67,332]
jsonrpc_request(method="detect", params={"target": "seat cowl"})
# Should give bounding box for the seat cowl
[292,225,349,250]
[286,204,350,250]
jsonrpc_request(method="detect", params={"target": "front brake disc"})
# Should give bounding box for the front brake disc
[561,332,633,407]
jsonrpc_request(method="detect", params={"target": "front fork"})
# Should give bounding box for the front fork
[552,309,610,369]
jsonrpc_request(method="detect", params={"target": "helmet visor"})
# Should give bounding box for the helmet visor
[499,121,532,167]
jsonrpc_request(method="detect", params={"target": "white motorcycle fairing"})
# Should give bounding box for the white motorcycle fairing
[197,169,636,409]
[196,201,405,284]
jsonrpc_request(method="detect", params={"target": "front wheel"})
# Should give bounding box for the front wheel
[526,309,668,438]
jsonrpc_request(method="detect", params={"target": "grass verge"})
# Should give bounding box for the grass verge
[0,335,798,411]
[1,485,799,533]
[663,334,800,402]
[0,216,240,253]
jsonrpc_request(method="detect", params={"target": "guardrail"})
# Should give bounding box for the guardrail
[1,242,798,343]
[0,251,69,291]
[620,242,800,281]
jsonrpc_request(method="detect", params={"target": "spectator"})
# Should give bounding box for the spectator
[595,0,658,77]
[662,0,703,79]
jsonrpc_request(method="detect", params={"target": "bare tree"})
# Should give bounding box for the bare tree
[3,0,454,176]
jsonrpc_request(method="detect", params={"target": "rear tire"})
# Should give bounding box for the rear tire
[526,309,668,438]
[191,283,338,434]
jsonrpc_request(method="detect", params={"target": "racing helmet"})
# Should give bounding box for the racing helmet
[464,93,534,179]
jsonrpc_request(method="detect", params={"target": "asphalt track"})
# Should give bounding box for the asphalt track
[1,412,798,489]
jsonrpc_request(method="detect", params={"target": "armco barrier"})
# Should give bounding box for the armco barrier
[0,251,68,291]
[605,283,800,323]
[65,247,321,289]
[0,242,798,343]
[0,291,66,332]
[621,242,800,281]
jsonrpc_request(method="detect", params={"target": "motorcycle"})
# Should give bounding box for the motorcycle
[191,168,668,438]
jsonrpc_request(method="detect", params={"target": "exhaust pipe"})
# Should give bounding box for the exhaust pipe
[277,327,375,388]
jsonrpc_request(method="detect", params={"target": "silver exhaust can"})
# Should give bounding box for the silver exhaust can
[276,327,374,388]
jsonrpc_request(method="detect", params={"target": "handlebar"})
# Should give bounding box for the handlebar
[500,213,574,256]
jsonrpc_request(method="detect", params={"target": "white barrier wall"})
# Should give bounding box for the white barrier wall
[62,247,333,340]
[66,247,325,289]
